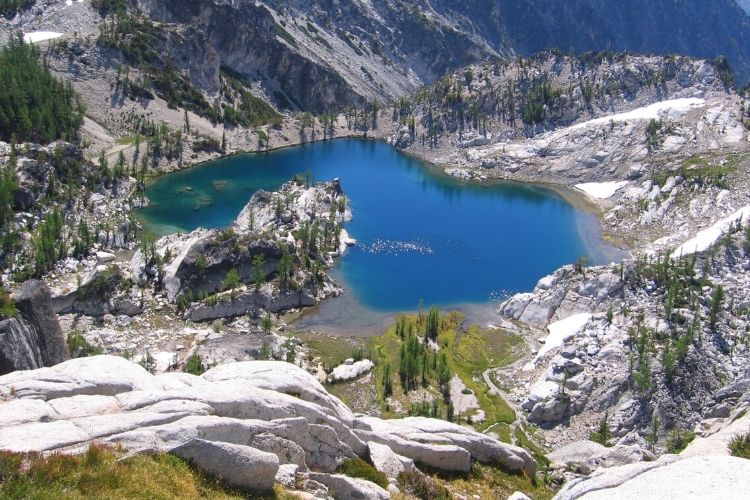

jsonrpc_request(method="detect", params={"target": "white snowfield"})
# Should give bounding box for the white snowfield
[23,32,64,44]
[329,359,374,382]
[575,181,629,199]
[534,313,592,363]
[567,98,706,133]
[468,98,707,165]
[673,206,750,257]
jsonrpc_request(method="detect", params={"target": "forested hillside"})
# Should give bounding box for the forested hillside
[0,35,83,143]
[0,0,33,17]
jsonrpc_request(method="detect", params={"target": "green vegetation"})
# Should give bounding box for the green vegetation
[367,310,521,429]
[729,432,750,459]
[0,288,16,319]
[0,0,33,16]
[0,35,84,143]
[184,353,205,376]
[589,415,612,446]
[98,15,221,124]
[645,118,662,151]
[709,284,725,330]
[91,0,131,16]
[664,428,695,453]
[67,332,105,358]
[336,457,388,489]
[220,68,281,128]
[31,208,65,278]
[398,463,552,499]
[224,268,241,292]
[522,78,558,124]
[678,155,736,189]
[252,255,265,290]
[0,444,273,499]
[97,13,280,129]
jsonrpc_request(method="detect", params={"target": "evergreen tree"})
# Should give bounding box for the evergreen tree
[0,35,84,143]
[252,254,265,290]
[382,361,393,398]
[425,305,440,340]
[709,285,725,329]
[277,244,293,289]
[224,268,240,293]
[184,353,205,375]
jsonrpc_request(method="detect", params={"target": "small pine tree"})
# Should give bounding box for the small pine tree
[382,361,393,398]
[709,285,725,330]
[139,350,156,374]
[252,254,265,290]
[261,312,272,334]
[425,305,440,340]
[184,353,205,375]
[224,268,241,293]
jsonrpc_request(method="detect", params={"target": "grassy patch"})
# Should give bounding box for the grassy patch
[442,326,522,428]
[337,457,389,489]
[293,331,367,371]
[0,444,294,499]
[0,288,16,319]
[679,155,735,189]
[415,463,553,500]
[729,432,750,459]
[514,426,550,468]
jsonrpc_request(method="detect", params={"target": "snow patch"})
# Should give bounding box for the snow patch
[567,98,705,133]
[328,359,374,382]
[673,206,750,257]
[575,181,629,199]
[534,313,592,364]
[23,32,64,44]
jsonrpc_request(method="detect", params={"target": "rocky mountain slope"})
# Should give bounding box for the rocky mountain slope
[383,51,744,188]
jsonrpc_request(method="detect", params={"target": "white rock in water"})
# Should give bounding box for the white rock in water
[329,359,374,382]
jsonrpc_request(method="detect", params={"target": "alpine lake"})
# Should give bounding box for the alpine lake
[136,138,624,334]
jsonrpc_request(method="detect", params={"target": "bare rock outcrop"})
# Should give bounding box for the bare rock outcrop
[0,356,537,496]
[0,280,69,375]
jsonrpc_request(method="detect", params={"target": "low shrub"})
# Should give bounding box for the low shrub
[729,432,750,459]
[337,457,388,489]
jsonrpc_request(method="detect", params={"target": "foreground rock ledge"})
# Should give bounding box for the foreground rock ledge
[554,455,750,500]
[0,356,536,495]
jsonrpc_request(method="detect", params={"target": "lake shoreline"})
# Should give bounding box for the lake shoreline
[137,138,627,337]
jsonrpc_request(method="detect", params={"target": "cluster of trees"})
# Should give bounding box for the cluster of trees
[0,0,33,16]
[31,208,65,278]
[99,11,283,132]
[394,311,451,396]
[0,150,18,249]
[0,35,84,143]
[626,239,736,394]
[220,68,281,128]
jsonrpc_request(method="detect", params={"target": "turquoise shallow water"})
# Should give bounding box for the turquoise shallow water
[137,139,620,314]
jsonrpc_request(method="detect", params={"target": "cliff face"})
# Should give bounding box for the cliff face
[0,280,69,375]
[136,0,750,112]
[484,0,750,84]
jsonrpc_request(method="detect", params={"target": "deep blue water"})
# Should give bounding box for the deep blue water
[137,139,615,312]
